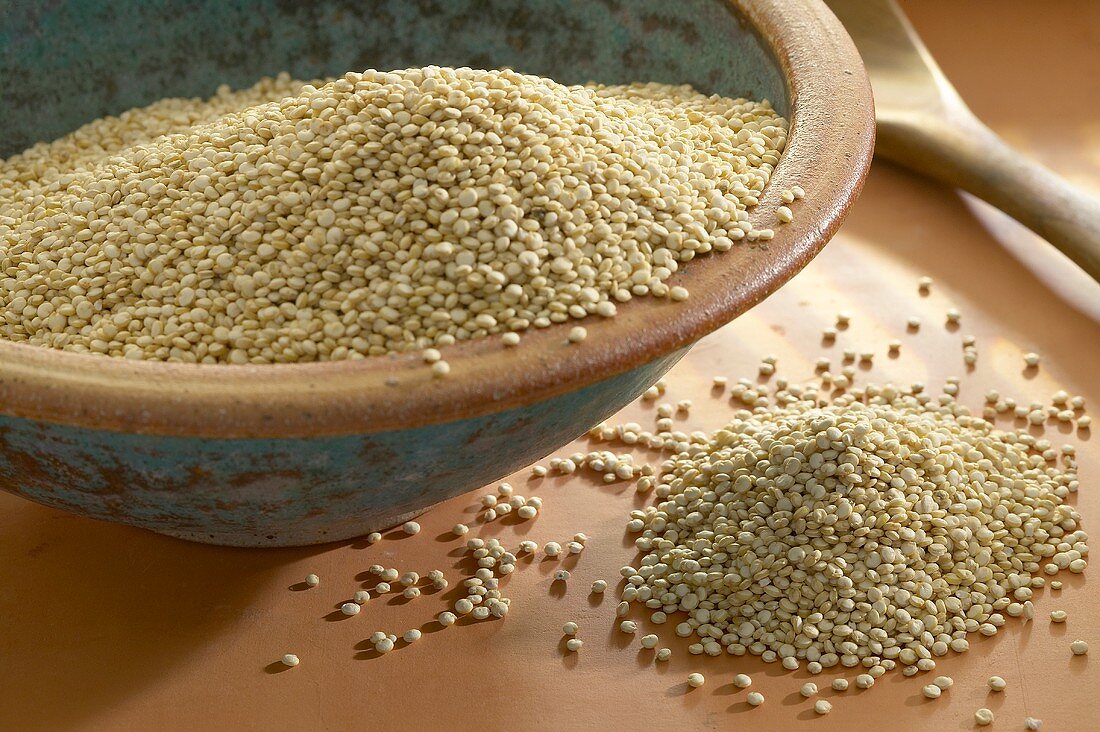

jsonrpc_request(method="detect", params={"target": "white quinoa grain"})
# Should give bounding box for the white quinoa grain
[814,700,832,715]
[0,69,786,363]
[747,692,765,707]
[281,654,300,667]
[616,382,1083,672]
[975,708,994,726]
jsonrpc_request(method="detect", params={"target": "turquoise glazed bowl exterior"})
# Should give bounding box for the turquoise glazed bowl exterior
[0,349,686,546]
[0,0,874,545]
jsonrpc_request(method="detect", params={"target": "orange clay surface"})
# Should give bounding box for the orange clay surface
[0,2,1097,730]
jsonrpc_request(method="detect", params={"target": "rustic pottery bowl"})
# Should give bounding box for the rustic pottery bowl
[0,0,873,546]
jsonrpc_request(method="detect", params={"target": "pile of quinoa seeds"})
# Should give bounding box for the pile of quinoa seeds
[0,66,787,363]
[617,382,1086,672]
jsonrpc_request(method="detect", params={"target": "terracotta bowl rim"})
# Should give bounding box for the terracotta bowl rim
[0,0,874,439]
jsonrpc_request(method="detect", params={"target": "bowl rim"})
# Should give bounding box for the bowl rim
[0,0,874,439]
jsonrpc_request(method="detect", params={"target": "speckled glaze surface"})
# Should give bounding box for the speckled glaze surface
[0,0,874,545]
[0,349,686,546]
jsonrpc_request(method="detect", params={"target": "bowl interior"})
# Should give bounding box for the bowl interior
[0,0,785,158]
[0,0,873,439]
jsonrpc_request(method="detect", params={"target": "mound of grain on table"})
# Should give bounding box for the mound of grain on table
[0,66,786,363]
[621,383,1085,671]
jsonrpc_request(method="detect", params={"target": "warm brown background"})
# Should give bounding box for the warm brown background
[1,2,1097,730]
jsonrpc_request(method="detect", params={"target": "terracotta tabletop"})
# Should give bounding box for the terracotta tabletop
[1,2,1098,730]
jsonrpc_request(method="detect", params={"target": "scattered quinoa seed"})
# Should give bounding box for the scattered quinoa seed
[281,654,300,667]
[687,673,705,688]
[304,574,319,588]
[1050,610,1068,623]
[988,676,1006,691]
[747,692,765,707]
[1071,639,1089,655]
[814,700,832,715]
[734,674,752,688]
[340,602,361,616]
[565,638,583,652]
[832,679,849,691]
[975,708,994,726]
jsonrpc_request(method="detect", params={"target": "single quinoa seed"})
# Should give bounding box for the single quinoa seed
[687,673,705,688]
[988,676,1006,692]
[281,654,300,667]
[975,708,994,726]
[0,67,786,362]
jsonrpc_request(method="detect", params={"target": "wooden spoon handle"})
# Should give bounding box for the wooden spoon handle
[878,114,1100,281]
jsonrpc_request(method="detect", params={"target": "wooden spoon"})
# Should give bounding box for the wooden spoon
[827,0,1100,281]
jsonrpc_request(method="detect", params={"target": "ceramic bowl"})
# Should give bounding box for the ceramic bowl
[0,0,873,546]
